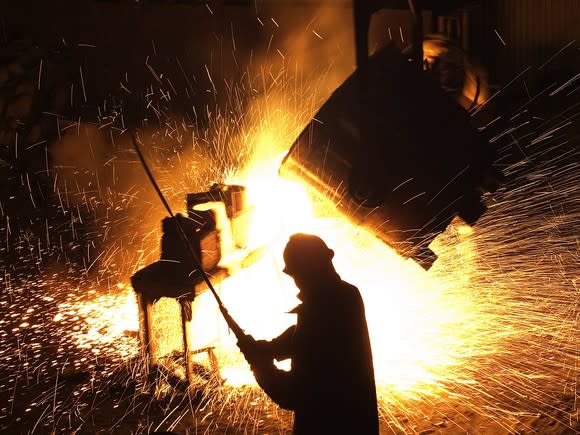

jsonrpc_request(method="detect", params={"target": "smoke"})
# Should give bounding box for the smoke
[257,0,355,88]
[209,0,359,181]
[51,123,107,192]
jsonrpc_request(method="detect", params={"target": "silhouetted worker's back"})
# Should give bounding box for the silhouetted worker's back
[239,233,378,435]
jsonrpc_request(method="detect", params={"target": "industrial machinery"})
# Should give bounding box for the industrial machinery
[279,0,501,269]
[131,183,251,301]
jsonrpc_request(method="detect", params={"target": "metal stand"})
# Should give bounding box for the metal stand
[133,268,229,385]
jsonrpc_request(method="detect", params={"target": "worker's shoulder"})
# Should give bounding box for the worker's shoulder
[338,280,363,302]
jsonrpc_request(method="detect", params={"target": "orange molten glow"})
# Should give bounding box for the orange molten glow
[195,153,490,398]
[63,152,491,400]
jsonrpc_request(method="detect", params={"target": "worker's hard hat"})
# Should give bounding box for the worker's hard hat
[282,233,334,276]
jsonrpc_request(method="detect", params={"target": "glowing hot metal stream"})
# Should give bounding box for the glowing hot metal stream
[59,155,490,398]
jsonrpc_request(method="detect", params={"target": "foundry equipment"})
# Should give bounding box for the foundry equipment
[279,0,501,269]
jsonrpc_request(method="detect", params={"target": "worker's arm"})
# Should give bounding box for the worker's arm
[241,325,295,361]
[249,357,297,410]
[268,325,295,360]
[237,335,297,410]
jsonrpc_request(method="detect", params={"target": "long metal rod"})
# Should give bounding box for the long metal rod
[130,132,247,340]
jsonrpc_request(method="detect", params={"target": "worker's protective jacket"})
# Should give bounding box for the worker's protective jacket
[250,275,378,435]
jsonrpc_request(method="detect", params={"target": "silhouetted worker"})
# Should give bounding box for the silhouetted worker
[238,233,378,434]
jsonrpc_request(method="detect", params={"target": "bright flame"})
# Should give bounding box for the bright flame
[189,152,494,399]
[70,137,498,396]
[56,132,537,406]
[238,153,317,248]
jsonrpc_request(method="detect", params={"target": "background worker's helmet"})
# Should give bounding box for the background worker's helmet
[282,233,334,276]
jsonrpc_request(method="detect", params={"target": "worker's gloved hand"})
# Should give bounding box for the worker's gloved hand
[237,334,272,368]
